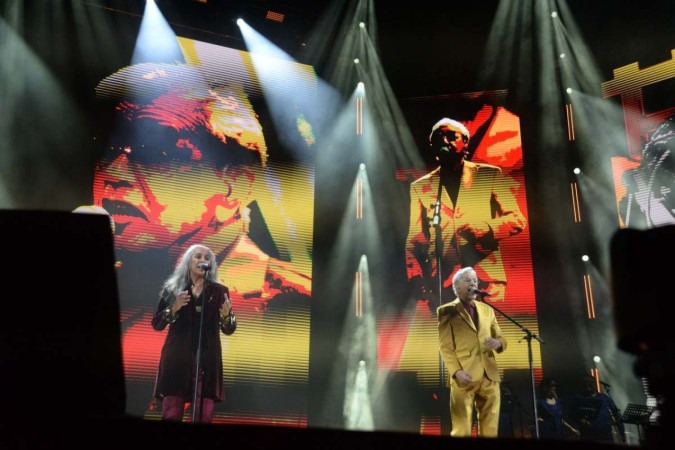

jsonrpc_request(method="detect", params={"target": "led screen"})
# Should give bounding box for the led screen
[91,37,317,424]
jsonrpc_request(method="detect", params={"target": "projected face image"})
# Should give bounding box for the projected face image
[93,66,266,255]
[94,119,255,252]
[644,120,675,222]
[620,115,675,227]
[92,61,313,314]
[430,123,470,164]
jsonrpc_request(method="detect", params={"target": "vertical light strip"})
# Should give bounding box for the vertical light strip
[356,97,363,135]
[355,271,363,317]
[571,182,582,222]
[566,103,576,141]
[591,368,601,391]
[356,177,363,219]
[584,274,596,319]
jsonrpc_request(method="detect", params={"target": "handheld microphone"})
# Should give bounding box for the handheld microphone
[197,262,212,271]
[469,287,491,297]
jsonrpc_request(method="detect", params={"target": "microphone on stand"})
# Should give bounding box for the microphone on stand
[197,262,211,271]
[469,287,491,297]
[432,200,441,226]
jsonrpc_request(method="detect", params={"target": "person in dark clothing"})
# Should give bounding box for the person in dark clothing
[537,377,579,440]
[151,243,236,423]
[572,375,625,443]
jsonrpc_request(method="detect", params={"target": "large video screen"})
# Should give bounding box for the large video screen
[379,90,540,435]
[90,37,317,424]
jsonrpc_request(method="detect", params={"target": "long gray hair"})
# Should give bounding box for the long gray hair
[161,244,219,297]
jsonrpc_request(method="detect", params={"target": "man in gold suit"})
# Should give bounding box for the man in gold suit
[438,266,507,437]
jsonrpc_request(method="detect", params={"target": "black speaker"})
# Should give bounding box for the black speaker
[609,225,675,355]
[0,210,125,422]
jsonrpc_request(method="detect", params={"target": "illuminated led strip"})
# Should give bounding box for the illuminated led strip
[591,368,601,391]
[356,97,363,135]
[566,103,575,141]
[584,273,596,319]
[571,182,582,223]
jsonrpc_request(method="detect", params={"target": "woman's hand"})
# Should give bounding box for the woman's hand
[173,290,190,313]
[220,292,232,316]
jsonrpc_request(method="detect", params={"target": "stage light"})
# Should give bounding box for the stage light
[354,58,360,64]
[593,355,601,363]
[356,81,365,94]
[566,87,573,94]
[359,22,365,29]
[582,255,589,262]
[551,11,558,18]
[236,18,244,26]
[574,167,580,174]
[560,53,566,59]
[359,163,365,171]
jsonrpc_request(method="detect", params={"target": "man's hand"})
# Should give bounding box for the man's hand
[454,369,473,388]
[484,337,502,351]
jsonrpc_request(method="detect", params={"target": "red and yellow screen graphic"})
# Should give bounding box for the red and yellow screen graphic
[382,95,539,434]
[93,37,317,425]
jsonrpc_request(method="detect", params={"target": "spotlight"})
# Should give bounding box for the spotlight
[354,58,360,64]
[560,53,566,59]
[236,18,244,26]
[551,11,558,18]
[356,81,365,93]
[359,163,365,170]
[566,87,573,94]
[582,255,589,262]
[359,22,365,29]
[359,360,366,367]
[573,167,580,175]
[593,355,601,363]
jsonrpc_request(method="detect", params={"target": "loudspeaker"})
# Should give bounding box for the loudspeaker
[609,225,675,355]
[0,210,125,422]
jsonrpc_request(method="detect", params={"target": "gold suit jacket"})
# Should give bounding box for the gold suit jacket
[406,161,526,292]
[437,298,507,386]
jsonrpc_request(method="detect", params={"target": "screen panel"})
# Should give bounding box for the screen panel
[379,90,539,434]
[605,51,675,230]
[88,37,317,425]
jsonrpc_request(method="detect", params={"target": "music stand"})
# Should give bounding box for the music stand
[622,403,654,442]
[573,396,601,418]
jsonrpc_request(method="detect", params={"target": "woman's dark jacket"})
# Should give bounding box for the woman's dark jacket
[151,281,236,401]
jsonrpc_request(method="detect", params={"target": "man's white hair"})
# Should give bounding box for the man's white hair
[429,118,470,142]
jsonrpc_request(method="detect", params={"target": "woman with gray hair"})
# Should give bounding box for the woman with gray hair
[151,243,236,423]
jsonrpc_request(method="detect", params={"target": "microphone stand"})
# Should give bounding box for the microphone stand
[602,383,626,444]
[433,179,443,311]
[432,179,448,432]
[477,293,544,439]
[191,267,210,423]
